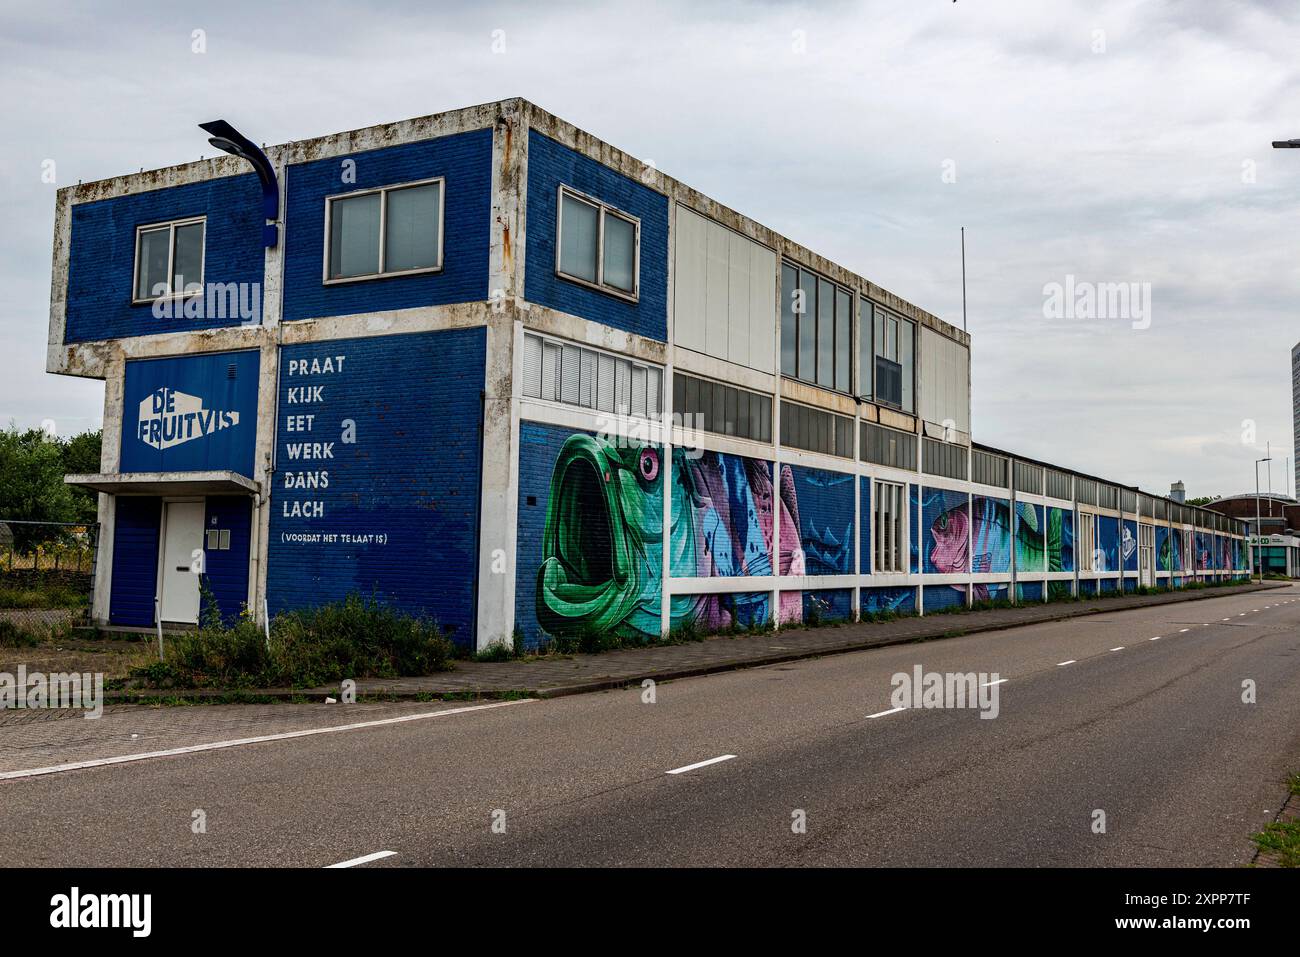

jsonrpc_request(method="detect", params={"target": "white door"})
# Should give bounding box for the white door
[159,501,204,624]
[1139,523,1154,587]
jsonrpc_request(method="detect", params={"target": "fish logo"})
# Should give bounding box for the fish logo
[136,386,240,451]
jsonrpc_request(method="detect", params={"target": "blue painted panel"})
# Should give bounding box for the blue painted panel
[799,588,852,623]
[525,131,668,341]
[909,484,920,574]
[201,496,252,625]
[120,350,260,476]
[1016,580,1043,602]
[925,583,966,613]
[109,496,161,626]
[782,464,854,575]
[862,585,916,616]
[1122,519,1138,572]
[282,129,493,322]
[859,477,871,575]
[266,328,485,642]
[66,174,266,343]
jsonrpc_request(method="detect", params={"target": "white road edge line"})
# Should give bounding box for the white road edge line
[867,706,908,719]
[666,754,737,775]
[326,850,397,869]
[0,699,536,781]
[1057,660,1076,666]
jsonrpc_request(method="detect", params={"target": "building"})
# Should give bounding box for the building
[48,98,1253,650]
[1169,481,1185,504]
[1202,491,1299,576]
[1293,340,1299,497]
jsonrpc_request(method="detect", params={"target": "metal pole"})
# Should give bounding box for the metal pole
[1255,460,1263,583]
[960,226,967,332]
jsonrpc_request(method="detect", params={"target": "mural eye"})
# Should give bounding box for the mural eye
[638,448,659,482]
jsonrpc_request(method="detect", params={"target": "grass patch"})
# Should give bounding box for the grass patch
[1252,821,1300,867]
[129,591,455,690]
[0,582,87,610]
[0,619,43,647]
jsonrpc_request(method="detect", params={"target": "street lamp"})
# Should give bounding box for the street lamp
[198,120,279,248]
[1255,455,1272,583]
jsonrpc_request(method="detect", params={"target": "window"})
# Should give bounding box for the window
[972,449,1008,488]
[1014,461,1044,495]
[875,480,905,573]
[923,438,968,480]
[1078,512,1096,571]
[780,263,853,394]
[674,372,771,443]
[556,187,639,299]
[522,332,662,418]
[871,305,915,411]
[1045,469,1073,500]
[133,217,205,302]
[860,422,917,471]
[1076,479,1098,506]
[325,178,443,282]
[780,401,853,458]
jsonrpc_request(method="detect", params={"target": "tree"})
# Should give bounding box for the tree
[0,425,103,529]
[1186,495,1220,507]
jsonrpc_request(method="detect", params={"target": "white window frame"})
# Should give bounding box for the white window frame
[1079,511,1096,572]
[521,331,662,419]
[874,479,906,574]
[555,185,640,302]
[322,176,445,285]
[131,216,206,304]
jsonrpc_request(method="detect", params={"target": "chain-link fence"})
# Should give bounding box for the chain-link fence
[0,520,98,642]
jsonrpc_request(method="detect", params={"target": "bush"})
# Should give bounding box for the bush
[0,619,42,647]
[133,593,455,689]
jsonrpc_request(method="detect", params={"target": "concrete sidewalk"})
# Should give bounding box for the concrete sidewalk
[109,580,1289,703]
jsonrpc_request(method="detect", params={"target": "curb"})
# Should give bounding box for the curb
[105,581,1291,704]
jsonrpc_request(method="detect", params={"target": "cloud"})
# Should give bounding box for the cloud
[1,0,1297,497]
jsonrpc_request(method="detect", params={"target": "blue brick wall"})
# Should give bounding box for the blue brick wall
[525,130,668,341]
[266,328,485,643]
[282,129,493,323]
[66,174,265,343]
[201,496,252,625]
[109,496,161,626]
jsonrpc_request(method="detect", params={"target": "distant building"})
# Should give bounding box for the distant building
[1293,341,1299,496]
[1169,480,1185,503]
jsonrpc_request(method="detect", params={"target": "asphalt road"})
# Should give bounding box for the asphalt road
[3,584,1299,867]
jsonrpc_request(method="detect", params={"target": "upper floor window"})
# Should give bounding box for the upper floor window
[133,217,205,303]
[780,262,852,394]
[556,187,639,300]
[522,331,661,419]
[324,178,443,283]
[872,306,914,412]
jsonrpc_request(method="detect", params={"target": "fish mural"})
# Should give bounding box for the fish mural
[922,491,1010,603]
[528,432,856,642]
[1047,506,1075,573]
[670,449,800,628]
[862,585,916,615]
[1016,502,1045,573]
[535,433,665,642]
[1156,525,1183,572]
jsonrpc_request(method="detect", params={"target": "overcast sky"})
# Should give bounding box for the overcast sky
[2,0,1297,499]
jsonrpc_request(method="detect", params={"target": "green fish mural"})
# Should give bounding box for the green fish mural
[536,434,665,641]
[1015,502,1045,572]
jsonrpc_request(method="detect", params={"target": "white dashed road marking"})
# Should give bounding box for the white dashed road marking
[666,754,737,775]
[326,850,397,869]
